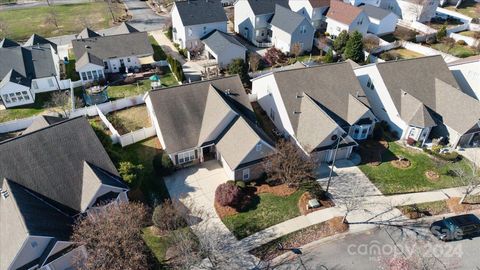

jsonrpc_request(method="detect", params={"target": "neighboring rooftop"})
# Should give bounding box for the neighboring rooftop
[326,0,363,24]
[24,33,57,52]
[271,4,308,33]
[174,0,228,26]
[361,4,393,20]
[22,116,64,135]
[110,22,139,35]
[202,30,246,54]
[246,0,289,15]
[308,0,330,8]
[77,27,101,39]
[0,38,19,48]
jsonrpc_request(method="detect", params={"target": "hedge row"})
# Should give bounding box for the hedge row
[167,55,185,82]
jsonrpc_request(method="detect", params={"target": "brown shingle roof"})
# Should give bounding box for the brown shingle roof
[326,0,363,25]
[309,0,330,8]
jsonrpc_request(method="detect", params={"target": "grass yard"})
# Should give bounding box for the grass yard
[398,200,449,218]
[445,0,480,18]
[379,48,424,60]
[358,141,472,195]
[381,26,418,42]
[0,2,125,41]
[0,91,63,123]
[107,68,178,100]
[458,30,480,38]
[222,190,303,239]
[431,43,478,58]
[142,227,170,267]
[149,35,167,61]
[107,105,151,134]
[64,50,80,81]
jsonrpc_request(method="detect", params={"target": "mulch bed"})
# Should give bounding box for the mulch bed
[446,197,480,213]
[250,217,349,261]
[400,197,480,219]
[298,192,335,215]
[214,200,238,219]
[391,158,411,169]
[255,183,297,197]
[359,140,389,166]
[425,170,440,182]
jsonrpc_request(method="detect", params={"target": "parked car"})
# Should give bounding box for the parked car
[430,214,480,241]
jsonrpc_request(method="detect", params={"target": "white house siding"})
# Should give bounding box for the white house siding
[274,19,315,53]
[234,0,256,42]
[347,13,370,35]
[326,19,350,37]
[289,0,328,29]
[367,13,398,35]
[105,56,143,74]
[78,63,105,84]
[354,65,408,137]
[145,95,166,148]
[9,236,53,270]
[31,76,63,93]
[271,26,294,52]
[449,61,480,101]
[220,154,235,180]
[312,145,353,162]
[252,75,296,136]
[397,0,439,22]
[205,44,246,68]
[0,82,33,108]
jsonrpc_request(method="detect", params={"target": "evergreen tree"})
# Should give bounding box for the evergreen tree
[344,31,365,63]
[436,23,447,41]
[333,30,349,54]
[324,48,334,63]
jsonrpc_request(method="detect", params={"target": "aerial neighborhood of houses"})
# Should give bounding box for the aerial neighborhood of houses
[1,0,480,269]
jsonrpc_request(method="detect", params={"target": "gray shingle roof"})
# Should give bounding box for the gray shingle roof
[110,22,139,35]
[72,32,153,70]
[0,38,19,48]
[147,76,257,154]
[0,117,125,213]
[245,0,289,15]
[22,116,64,135]
[76,52,104,69]
[361,4,393,20]
[400,90,436,128]
[202,30,246,55]
[270,4,308,34]
[0,43,57,86]
[24,34,57,52]
[174,0,227,26]
[77,27,100,39]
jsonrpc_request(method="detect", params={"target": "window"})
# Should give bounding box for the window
[243,168,250,180]
[203,26,207,34]
[92,70,98,80]
[81,72,87,80]
[270,108,275,121]
[178,150,196,164]
[120,59,125,66]
[367,79,375,90]
[48,78,54,87]
[127,58,131,63]
[32,81,38,89]
[336,26,341,31]
[256,143,262,152]
[300,25,307,34]
[98,70,104,79]
[2,94,10,103]
[188,28,193,36]
[87,71,93,80]
[104,62,109,69]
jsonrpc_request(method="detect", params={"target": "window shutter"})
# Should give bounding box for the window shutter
[194,149,198,159]
[175,154,179,165]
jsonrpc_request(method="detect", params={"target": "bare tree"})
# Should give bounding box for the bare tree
[334,183,369,223]
[249,53,261,72]
[451,162,480,204]
[443,37,456,53]
[290,42,303,59]
[71,202,151,270]
[45,8,59,29]
[264,139,315,187]
[363,35,380,53]
[105,0,117,22]
[44,91,83,117]
[0,19,8,39]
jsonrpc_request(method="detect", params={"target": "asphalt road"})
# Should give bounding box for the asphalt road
[276,225,480,270]
[123,0,166,32]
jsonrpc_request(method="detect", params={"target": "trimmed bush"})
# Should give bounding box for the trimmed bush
[235,180,246,189]
[152,200,186,231]
[152,152,174,176]
[456,40,467,46]
[226,180,235,185]
[167,55,185,82]
[372,124,384,140]
[118,162,144,187]
[215,182,244,208]
[406,137,416,146]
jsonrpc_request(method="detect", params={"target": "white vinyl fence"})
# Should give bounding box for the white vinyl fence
[449,32,480,46]
[401,41,460,63]
[118,127,157,147]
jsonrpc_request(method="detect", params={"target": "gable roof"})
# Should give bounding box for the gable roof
[0,179,74,270]
[326,0,363,25]
[110,22,139,35]
[147,76,258,154]
[77,27,100,39]
[400,90,436,128]
[246,0,289,15]
[22,116,64,134]
[174,0,227,26]
[361,4,393,20]
[271,4,309,33]
[0,38,19,48]
[76,52,104,69]
[308,0,330,8]
[72,32,153,70]
[0,117,125,213]
[202,30,246,55]
[24,34,57,52]
[0,69,31,89]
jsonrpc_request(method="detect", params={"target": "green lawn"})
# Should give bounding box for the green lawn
[431,43,478,58]
[222,191,303,239]
[64,50,80,81]
[107,68,178,100]
[142,227,170,266]
[458,31,480,38]
[445,0,480,18]
[358,142,472,195]
[0,91,59,123]
[149,35,167,61]
[0,2,125,41]
[380,48,424,60]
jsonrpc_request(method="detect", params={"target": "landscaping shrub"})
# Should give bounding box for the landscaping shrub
[423,148,461,162]
[406,137,416,146]
[152,200,186,231]
[263,47,287,66]
[456,40,467,46]
[227,58,249,85]
[124,76,136,84]
[235,180,246,189]
[118,161,144,187]
[372,124,384,140]
[333,30,349,54]
[215,182,245,209]
[166,26,173,41]
[324,48,334,63]
[436,23,447,41]
[167,55,185,82]
[344,31,364,63]
[226,180,235,185]
[152,152,174,176]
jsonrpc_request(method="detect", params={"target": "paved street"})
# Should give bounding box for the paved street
[276,226,480,270]
[123,0,166,32]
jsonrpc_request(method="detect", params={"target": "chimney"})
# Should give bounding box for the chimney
[296,93,303,99]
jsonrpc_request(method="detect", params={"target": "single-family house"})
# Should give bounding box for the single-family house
[380,0,439,22]
[343,0,383,6]
[201,30,247,68]
[145,75,275,181]
[326,0,370,37]
[72,28,154,84]
[0,35,66,108]
[171,0,228,50]
[288,0,330,30]
[354,55,480,148]
[234,0,289,46]
[361,4,398,35]
[270,4,315,53]
[251,62,377,162]
[0,116,129,270]
[448,56,480,101]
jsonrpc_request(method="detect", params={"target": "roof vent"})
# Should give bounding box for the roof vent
[85,45,91,49]
[355,91,359,98]
[1,190,9,200]
[293,111,301,114]
[296,93,303,99]
[225,89,231,95]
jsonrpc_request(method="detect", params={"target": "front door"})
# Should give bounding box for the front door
[202,145,216,161]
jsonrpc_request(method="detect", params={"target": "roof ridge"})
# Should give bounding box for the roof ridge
[0,116,82,146]
[149,75,240,93]
[3,179,30,237]
[302,93,345,132]
[376,55,442,65]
